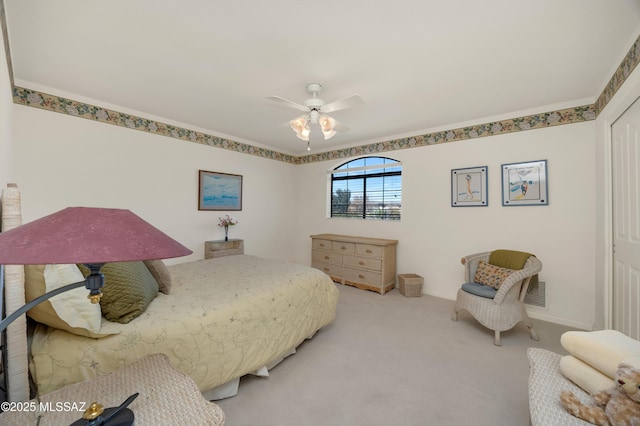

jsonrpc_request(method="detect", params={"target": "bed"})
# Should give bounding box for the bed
[1,184,339,401]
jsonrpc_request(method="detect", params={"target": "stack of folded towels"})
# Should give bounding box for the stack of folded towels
[559,330,640,394]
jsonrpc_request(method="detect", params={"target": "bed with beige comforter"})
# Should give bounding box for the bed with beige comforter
[29,255,339,398]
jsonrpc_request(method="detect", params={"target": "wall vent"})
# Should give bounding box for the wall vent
[524,281,546,308]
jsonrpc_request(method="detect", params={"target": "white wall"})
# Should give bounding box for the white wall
[10,104,299,263]
[293,122,596,329]
[8,86,598,329]
[0,26,13,188]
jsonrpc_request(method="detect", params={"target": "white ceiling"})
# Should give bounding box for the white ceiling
[5,1,640,155]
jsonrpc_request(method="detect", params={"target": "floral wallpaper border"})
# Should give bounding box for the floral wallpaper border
[296,105,596,164]
[13,86,297,164]
[12,86,596,166]
[10,32,640,165]
[595,33,640,114]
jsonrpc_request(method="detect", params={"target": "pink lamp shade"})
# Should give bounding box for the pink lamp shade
[0,207,192,265]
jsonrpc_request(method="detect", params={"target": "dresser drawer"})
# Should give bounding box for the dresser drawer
[312,261,343,278]
[312,239,332,250]
[343,255,382,271]
[356,243,383,257]
[332,241,355,254]
[344,267,382,286]
[312,250,342,265]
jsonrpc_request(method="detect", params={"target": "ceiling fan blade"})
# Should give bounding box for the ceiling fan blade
[321,94,364,113]
[332,118,350,133]
[266,96,309,112]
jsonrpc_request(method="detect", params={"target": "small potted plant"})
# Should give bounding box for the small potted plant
[218,215,238,241]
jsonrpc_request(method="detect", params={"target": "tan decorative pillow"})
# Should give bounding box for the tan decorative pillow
[144,259,172,294]
[79,261,159,324]
[24,264,115,338]
[474,260,514,289]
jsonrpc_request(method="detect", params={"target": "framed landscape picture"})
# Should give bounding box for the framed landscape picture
[198,170,243,211]
[501,160,548,206]
[451,166,488,207]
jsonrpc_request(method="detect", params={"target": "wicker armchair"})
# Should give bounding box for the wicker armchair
[451,251,542,346]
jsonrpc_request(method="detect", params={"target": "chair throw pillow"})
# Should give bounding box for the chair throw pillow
[489,249,538,291]
[79,261,159,324]
[474,260,514,290]
[24,264,115,338]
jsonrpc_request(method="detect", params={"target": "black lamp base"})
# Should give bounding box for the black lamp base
[70,407,134,426]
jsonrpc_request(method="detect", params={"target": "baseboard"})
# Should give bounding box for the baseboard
[424,290,593,331]
[526,308,593,331]
[425,289,457,301]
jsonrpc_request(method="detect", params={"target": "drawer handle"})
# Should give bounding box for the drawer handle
[358,261,365,266]
[319,243,326,247]
[366,249,373,254]
[341,246,347,250]
[324,255,330,260]
[358,274,365,279]
[324,267,330,272]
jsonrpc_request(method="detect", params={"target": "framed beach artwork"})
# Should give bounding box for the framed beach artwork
[198,170,243,211]
[451,166,488,207]
[501,160,548,206]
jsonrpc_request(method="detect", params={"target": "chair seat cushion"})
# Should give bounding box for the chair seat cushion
[462,282,497,299]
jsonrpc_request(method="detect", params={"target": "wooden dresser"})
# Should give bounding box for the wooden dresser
[310,234,398,295]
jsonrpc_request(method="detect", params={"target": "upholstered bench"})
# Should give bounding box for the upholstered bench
[528,330,640,425]
[528,348,591,425]
[0,353,225,425]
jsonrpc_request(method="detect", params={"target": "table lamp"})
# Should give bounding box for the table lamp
[0,206,193,424]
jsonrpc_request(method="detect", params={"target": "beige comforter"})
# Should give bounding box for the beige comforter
[30,255,339,395]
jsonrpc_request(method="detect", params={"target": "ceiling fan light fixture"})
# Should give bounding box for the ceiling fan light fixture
[290,116,307,133]
[308,109,320,124]
[320,115,336,140]
[293,123,310,141]
[322,129,337,140]
[271,83,364,150]
[300,126,311,141]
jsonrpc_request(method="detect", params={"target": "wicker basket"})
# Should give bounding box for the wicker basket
[398,274,423,297]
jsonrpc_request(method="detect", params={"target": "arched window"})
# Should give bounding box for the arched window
[330,156,402,220]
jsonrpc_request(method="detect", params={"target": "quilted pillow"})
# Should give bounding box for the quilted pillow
[24,264,114,338]
[474,260,514,290]
[144,259,172,294]
[79,261,159,324]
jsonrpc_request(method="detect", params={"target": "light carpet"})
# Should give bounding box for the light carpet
[216,283,576,425]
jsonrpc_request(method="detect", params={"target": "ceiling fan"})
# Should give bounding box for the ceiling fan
[267,83,364,151]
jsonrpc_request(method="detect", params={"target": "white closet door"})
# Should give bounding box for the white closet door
[612,96,640,339]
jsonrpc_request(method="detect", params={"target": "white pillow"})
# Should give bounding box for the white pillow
[561,330,640,378]
[25,264,115,338]
[559,355,615,394]
[623,355,640,368]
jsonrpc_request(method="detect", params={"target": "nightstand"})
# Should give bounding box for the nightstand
[205,239,244,259]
